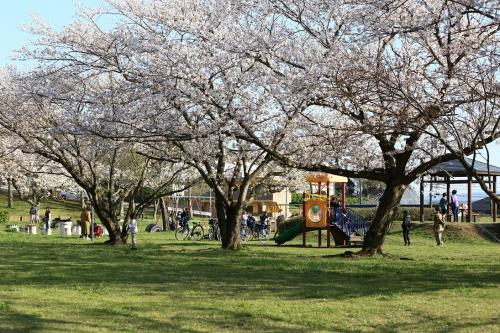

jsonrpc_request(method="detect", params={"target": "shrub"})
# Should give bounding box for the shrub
[349,207,434,221]
[0,211,9,224]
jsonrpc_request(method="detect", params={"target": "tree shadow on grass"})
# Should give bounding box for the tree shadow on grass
[1,238,499,304]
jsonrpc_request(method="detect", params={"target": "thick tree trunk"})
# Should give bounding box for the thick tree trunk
[118,200,124,220]
[360,182,407,256]
[7,178,13,208]
[93,207,123,244]
[159,197,168,231]
[215,198,242,250]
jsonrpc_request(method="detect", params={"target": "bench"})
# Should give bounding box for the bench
[466,213,480,223]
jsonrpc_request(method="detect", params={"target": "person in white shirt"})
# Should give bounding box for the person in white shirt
[129,213,138,250]
[241,211,249,227]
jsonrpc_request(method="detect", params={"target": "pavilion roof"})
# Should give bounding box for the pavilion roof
[427,158,500,177]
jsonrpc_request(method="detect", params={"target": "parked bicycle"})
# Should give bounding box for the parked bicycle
[175,219,204,241]
[240,225,253,242]
[246,214,269,242]
[208,218,221,241]
[252,222,269,241]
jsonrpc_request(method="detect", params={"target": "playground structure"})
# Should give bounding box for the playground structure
[302,173,347,247]
[275,173,370,247]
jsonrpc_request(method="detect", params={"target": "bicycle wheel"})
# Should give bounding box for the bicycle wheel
[175,227,189,241]
[240,227,249,242]
[258,229,269,242]
[192,225,204,241]
[208,226,215,240]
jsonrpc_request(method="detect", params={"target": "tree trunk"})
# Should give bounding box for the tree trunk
[187,198,193,218]
[7,178,13,209]
[93,207,123,244]
[160,197,168,231]
[215,197,242,250]
[360,182,407,256]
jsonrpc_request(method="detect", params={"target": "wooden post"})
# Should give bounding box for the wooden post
[318,229,321,247]
[153,199,159,222]
[429,176,434,208]
[160,197,168,231]
[420,176,425,222]
[446,176,451,215]
[467,176,472,222]
[302,192,306,247]
[493,176,497,222]
[318,182,322,195]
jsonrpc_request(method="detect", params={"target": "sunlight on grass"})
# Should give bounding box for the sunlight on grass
[0,219,499,332]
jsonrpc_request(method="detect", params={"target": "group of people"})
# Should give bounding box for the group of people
[240,210,270,230]
[29,204,52,231]
[401,207,446,247]
[401,189,462,247]
[438,190,460,223]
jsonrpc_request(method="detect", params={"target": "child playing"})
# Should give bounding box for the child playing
[129,213,138,250]
[433,206,445,246]
[402,210,411,246]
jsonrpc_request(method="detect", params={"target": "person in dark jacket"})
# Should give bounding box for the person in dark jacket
[180,208,190,232]
[402,210,411,246]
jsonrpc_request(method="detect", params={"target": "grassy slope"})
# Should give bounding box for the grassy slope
[0,215,499,333]
[0,192,82,223]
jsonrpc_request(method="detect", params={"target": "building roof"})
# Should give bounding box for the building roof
[306,173,348,183]
[428,158,500,177]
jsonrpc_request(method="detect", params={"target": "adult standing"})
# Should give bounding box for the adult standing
[29,205,37,224]
[180,207,190,232]
[80,207,91,240]
[241,210,249,228]
[450,190,459,223]
[402,210,411,246]
[439,193,448,215]
[433,206,445,246]
[44,208,51,231]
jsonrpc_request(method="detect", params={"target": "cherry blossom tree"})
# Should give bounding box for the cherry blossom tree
[11,0,294,249]
[6,0,498,253]
[221,0,500,254]
[0,69,196,244]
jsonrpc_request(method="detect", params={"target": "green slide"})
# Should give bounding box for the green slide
[274,223,302,245]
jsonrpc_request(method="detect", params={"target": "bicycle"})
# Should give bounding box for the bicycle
[240,225,253,242]
[254,223,269,242]
[247,216,269,242]
[208,218,221,241]
[175,220,204,241]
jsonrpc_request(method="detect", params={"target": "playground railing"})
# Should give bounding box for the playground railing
[330,208,370,239]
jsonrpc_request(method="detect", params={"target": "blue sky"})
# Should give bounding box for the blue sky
[0,1,103,65]
[0,0,499,173]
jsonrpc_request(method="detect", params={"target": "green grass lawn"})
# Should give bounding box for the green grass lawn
[0,218,499,333]
[0,192,83,223]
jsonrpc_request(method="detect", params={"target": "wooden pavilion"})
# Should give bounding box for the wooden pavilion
[419,158,500,222]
